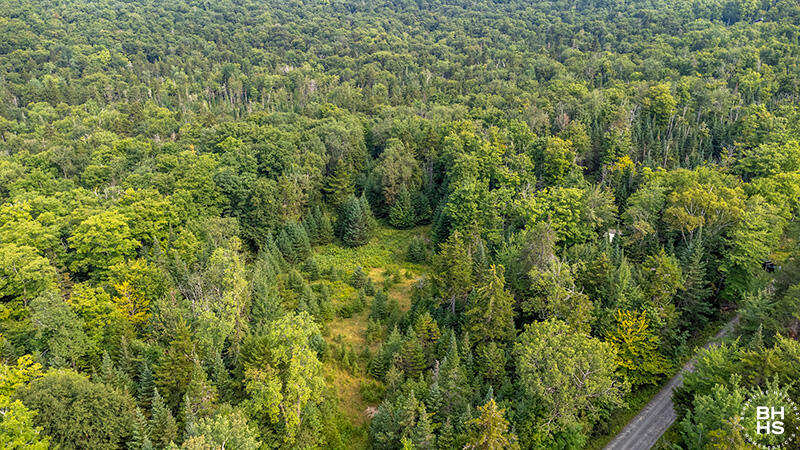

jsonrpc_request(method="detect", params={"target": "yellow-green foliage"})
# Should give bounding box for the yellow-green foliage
[607,310,669,387]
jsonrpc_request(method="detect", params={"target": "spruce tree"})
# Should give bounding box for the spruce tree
[400,328,427,379]
[389,185,416,229]
[433,230,473,313]
[130,407,151,450]
[679,237,712,327]
[411,404,435,449]
[137,361,155,408]
[466,265,516,346]
[339,194,373,247]
[325,161,354,206]
[412,189,432,225]
[150,388,178,448]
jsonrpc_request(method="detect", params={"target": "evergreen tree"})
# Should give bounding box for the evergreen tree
[410,404,435,449]
[339,194,373,247]
[276,221,311,264]
[325,161,354,206]
[137,361,155,408]
[406,237,428,263]
[434,230,473,313]
[317,210,335,244]
[466,264,516,346]
[400,328,427,379]
[130,407,151,450]
[371,290,388,322]
[679,237,712,327]
[438,418,456,450]
[389,185,416,229]
[210,350,231,401]
[411,189,432,225]
[150,388,178,448]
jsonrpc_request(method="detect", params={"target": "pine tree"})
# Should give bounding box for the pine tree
[433,230,473,313]
[182,393,196,439]
[339,194,373,247]
[325,161,354,206]
[439,336,470,417]
[351,266,369,288]
[410,404,435,449]
[317,209,334,244]
[464,399,520,450]
[679,237,712,327]
[371,290,388,322]
[150,388,178,448]
[400,328,427,379]
[471,238,489,283]
[411,189,432,225]
[130,407,151,450]
[407,237,428,263]
[210,351,231,401]
[466,265,516,346]
[276,221,311,264]
[389,185,416,229]
[437,418,456,450]
[137,361,155,408]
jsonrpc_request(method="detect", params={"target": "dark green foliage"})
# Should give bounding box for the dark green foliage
[389,185,416,229]
[338,194,374,247]
[276,221,311,264]
[129,407,151,450]
[3,0,800,448]
[16,370,136,450]
[150,388,178,448]
[137,361,155,409]
[350,266,369,289]
[406,237,429,263]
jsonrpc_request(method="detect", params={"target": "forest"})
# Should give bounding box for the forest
[1,0,800,448]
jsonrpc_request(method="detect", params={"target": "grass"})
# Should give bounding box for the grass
[315,225,431,439]
[314,225,430,274]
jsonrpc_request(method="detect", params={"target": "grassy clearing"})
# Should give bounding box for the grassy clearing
[316,225,431,438]
[314,225,430,274]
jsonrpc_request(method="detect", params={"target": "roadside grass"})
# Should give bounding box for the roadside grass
[585,312,735,450]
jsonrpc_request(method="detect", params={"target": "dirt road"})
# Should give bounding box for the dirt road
[603,316,740,450]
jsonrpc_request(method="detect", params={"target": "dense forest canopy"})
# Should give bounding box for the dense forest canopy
[1,0,800,448]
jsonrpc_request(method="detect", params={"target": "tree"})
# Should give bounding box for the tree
[0,243,57,303]
[276,221,311,264]
[606,310,669,387]
[130,407,152,450]
[678,238,712,327]
[389,185,416,229]
[466,265,515,345]
[338,194,374,247]
[465,398,520,450]
[68,210,140,277]
[514,319,627,436]
[29,292,93,368]
[180,407,261,450]
[150,388,178,448]
[241,312,325,444]
[15,369,135,450]
[0,355,48,450]
[433,230,473,313]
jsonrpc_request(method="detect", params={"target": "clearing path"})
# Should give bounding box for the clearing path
[603,315,740,450]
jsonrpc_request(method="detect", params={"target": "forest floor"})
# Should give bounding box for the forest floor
[317,225,430,441]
